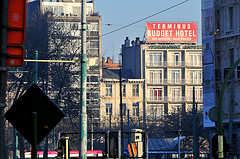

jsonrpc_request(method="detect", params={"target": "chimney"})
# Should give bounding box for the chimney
[106,57,112,64]
[135,37,140,45]
[125,37,130,47]
[131,40,135,46]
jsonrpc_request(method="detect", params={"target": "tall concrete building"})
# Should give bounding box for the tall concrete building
[202,0,240,156]
[122,36,203,119]
[27,0,102,127]
[120,22,202,122]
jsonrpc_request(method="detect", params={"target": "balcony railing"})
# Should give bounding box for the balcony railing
[147,96,203,102]
[148,79,202,85]
[146,61,202,67]
[147,96,168,102]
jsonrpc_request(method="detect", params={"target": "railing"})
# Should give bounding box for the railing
[167,79,185,84]
[147,96,203,102]
[185,61,202,67]
[148,79,202,85]
[146,61,202,67]
[147,96,168,102]
[149,79,168,84]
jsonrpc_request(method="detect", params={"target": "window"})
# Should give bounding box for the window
[150,105,163,119]
[132,103,139,116]
[229,7,233,30]
[189,87,203,101]
[150,70,163,84]
[87,93,99,100]
[171,70,180,83]
[122,84,126,97]
[106,103,112,115]
[106,84,112,96]
[87,41,98,48]
[171,87,180,101]
[204,17,210,30]
[87,76,98,82]
[149,53,162,66]
[71,23,78,30]
[150,88,162,101]
[132,84,139,97]
[190,70,202,84]
[170,105,181,114]
[190,54,202,66]
[119,103,126,116]
[173,53,180,66]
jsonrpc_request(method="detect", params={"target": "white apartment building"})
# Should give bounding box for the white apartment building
[122,37,203,119]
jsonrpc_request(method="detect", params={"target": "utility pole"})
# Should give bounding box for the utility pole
[0,0,8,158]
[229,79,234,159]
[32,50,38,159]
[119,60,124,159]
[79,0,87,158]
[218,58,240,158]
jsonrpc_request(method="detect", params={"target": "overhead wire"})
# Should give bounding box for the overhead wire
[101,0,190,37]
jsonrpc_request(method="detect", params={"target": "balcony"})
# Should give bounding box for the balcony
[147,96,203,103]
[168,79,185,84]
[185,61,202,67]
[146,61,167,67]
[149,79,168,85]
[147,96,168,102]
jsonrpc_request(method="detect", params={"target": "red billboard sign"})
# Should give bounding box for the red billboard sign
[146,22,197,43]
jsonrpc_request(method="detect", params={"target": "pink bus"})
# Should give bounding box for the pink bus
[24,150,103,158]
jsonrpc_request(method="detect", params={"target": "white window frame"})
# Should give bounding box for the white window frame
[106,103,112,115]
[149,53,162,66]
[189,53,202,66]
[171,87,181,101]
[171,69,180,84]
[149,87,163,101]
[190,70,202,84]
[149,104,164,119]
[189,87,203,101]
[105,84,112,97]
[149,70,163,84]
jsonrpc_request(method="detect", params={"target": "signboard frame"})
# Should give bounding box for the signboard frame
[146,22,198,43]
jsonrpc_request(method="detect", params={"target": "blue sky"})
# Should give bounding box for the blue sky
[94,0,201,62]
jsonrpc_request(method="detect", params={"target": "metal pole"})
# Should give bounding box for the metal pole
[143,80,146,130]
[229,79,234,159]
[0,0,8,158]
[119,62,124,159]
[218,57,240,159]
[65,137,69,159]
[31,51,38,159]
[178,105,181,159]
[79,0,87,158]
[32,112,38,159]
[34,51,38,84]
[128,109,130,144]
[193,87,197,159]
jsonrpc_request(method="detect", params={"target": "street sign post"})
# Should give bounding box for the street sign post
[5,84,64,145]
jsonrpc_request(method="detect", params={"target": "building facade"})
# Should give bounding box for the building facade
[100,69,144,129]
[28,0,102,127]
[202,0,240,157]
[122,37,203,119]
